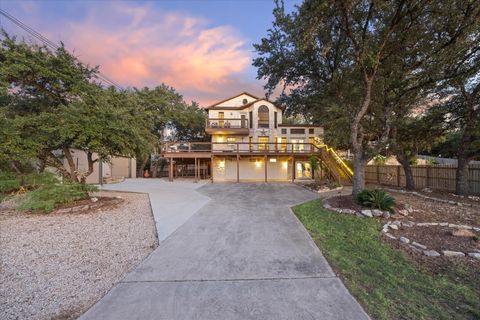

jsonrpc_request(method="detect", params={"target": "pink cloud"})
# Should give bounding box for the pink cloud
[54,3,253,105]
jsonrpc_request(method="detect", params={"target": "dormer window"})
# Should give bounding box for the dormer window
[258,105,269,128]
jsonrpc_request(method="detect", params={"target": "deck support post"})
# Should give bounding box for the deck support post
[291,156,295,182]
[211,155,214,183]
[237,155,240,183]
[169,158,174,182]
[194,157,198,182]
[264,155,267,183]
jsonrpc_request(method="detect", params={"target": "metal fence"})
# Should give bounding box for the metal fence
[365,164,480,195]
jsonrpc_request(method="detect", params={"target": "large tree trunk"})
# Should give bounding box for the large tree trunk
[79,152,97,184]
[352,148,367,195]
[350,77,373,197]
[396,150,414,191]
[456,156,470,196]
[62,147,79,182]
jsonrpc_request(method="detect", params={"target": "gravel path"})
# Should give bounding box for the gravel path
[0,191,157,320]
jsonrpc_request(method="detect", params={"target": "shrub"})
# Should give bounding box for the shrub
[0,177,21,193]
[18,182,98,213]
[356,189,396,212]
[0,172,59,194]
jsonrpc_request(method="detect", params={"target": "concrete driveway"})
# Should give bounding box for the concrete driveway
[81,181,369,320]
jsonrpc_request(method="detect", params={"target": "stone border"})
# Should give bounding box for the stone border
[323,199,392,218]
[383,187,480,208]
[381,220,480,260]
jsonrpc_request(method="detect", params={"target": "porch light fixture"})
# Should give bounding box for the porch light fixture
[218,160,225,168]
[269,158,277,163]
[283,161,288,169]
[255,160,261,168]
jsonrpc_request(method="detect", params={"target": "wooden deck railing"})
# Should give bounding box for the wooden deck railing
[206,118,248,129]
[161,141,323,154]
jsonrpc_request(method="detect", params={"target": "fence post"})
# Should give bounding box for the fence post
[426,166,430,188]
[397,165,401,187]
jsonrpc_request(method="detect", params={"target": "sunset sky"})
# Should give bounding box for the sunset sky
[1,0,301,106]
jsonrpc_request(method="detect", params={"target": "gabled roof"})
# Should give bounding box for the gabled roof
[205,91,259,109]
[206,94,284,111]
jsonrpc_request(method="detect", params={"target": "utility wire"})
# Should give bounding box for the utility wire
[0,8,124,90]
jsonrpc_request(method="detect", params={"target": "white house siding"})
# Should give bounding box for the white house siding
[212,157,291,182]
[215,93,257,107]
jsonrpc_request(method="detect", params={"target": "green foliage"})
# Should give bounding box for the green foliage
[0,171,59,194]
[18,182,97,213]
[293,199,480,320]
[356,189,396,212]
[0,175,20,193]
[372,155,387,165]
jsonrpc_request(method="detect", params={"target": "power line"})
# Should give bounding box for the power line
[0,8,124,90]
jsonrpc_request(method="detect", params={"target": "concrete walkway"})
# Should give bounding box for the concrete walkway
[97,178,210,242]
[82,181,369,320]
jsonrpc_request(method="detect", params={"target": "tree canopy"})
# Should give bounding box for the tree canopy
[0,32,206,182]
[254,0,480,195]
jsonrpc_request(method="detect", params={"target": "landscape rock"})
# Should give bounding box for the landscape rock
[384,233,397,240]
[382,211,391,219]
[404,204,413,213]
[402,221,415,227]
[90,197,98,203]
[361,210,373,217]
[408,244,422,253]
[438,222,449,226]
[450,229,475,238]
[399,237,410,244]
[389,224,399,230]
[372,209,384,217]
[449,224,472,229]
[56,208,72,214]
[423,250,440,257]
[398,209,409,216]
[323,203,331,209]
[467,252,480,260]
[411,242,427,250]
[391,220,401,226]
[442,250,465,257]
[342,209,356,215]
[473,227,480,232]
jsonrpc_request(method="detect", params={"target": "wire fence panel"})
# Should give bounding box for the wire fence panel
[365,164,480,195]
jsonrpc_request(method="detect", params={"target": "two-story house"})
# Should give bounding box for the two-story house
[161,91,342,183]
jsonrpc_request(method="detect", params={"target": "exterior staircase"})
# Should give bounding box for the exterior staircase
[316,145,353,186]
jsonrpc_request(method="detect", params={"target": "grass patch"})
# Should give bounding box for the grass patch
[18,182,97,213]
[292,199,479,320]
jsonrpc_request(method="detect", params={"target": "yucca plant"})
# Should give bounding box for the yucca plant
[356,189,396,212]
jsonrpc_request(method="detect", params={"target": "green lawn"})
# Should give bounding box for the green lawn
[292,199,479,320]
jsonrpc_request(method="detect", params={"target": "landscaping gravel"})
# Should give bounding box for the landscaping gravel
[0,191,157,320]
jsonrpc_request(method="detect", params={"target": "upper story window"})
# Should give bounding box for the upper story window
[309,128,314,134]
[242,98,248,105]
[258,105,269,128]
[291,128,305,134]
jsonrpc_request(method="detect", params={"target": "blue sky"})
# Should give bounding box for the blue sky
[0,0,301,105]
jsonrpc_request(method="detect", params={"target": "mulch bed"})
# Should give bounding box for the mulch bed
[53,196,123,214]
[327,195,363,211]
[388,225,479,253]
[326,190,480,278]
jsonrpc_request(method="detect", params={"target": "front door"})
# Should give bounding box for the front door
[291,139,304,152]
[219,112,225,128]
[258,136,269,151]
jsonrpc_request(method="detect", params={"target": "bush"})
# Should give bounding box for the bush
[356,189,396,212]
[0,172,59,194]
[18,182,98,213]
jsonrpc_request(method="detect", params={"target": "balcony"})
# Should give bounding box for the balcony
[205,118,249,135]
[161,142,320,157]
